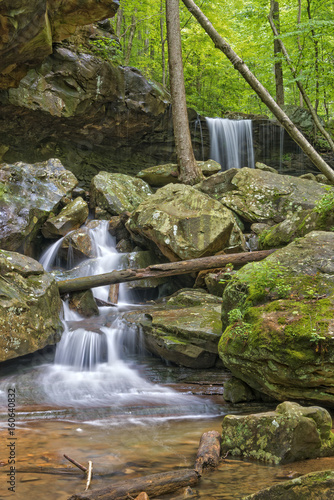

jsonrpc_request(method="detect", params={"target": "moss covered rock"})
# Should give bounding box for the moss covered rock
[221,402,334,465]
[243,469,334,499]
[42,196,89,239]
[0,250,63,362]
[90,172,153,217]
[0,158,78,252]
[136,160,221,187]
[126,183,245,261]
[122,290,223,368]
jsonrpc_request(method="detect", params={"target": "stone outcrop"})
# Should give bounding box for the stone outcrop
[90,172,153,217]
[0,250,63,362]
[122,290,223,368]
[126,183,245,261]
[0,0,120,88]
[202,167,332,223]
[243,469,334,500]
[219,232,334,406]
[0,158,78,253]
[221,402,334,464]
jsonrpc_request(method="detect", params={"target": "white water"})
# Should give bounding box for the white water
[35,221,216,417]
[206,117,254,170]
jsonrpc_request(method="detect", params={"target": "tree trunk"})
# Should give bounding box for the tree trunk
[270,1,284,106]
[268,12,334,154]
[68,469,199,500]
[125,12,137,65]
[166,0,204,185]
[181,0,334,184]
[296,0,303,107]
[160,0,166,87]
[57,250,276,294]
[194,430,221,475]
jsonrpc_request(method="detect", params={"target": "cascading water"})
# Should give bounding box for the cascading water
[206,117,254,170]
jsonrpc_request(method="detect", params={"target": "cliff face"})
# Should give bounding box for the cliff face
[0,0,120,88]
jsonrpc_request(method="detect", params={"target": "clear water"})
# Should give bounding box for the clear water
[206,117,254,170]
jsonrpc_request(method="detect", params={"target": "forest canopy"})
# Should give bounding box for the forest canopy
[109,0,334,119]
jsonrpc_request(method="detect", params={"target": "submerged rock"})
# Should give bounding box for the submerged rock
[0,158,78,253]
[90,172,153,216]
[126,183,245,261]
[0,250,63,362]
[221,402,334,465]
[243,469,334,499]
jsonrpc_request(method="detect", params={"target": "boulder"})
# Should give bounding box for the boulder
[0,158,78,253]
[136,160,221,187]
[217,168,331,223]
[0,250,63,362]
[68,290,99,318]
[219,232,334,406]
[223,377,255,404]
[126,183,245,261]
[42,197,89,239]
[122,290,223,368]
[221,402,334,464]
[243,469,334,500]
[90,172,153,216]
[0,0,120,89]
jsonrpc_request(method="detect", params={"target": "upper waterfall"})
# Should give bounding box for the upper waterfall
[206,117,254,170]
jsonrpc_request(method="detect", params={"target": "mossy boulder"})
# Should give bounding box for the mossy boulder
[217,168,331,223]
[223,377,255,403]
[136,160,221,187]
[122,290,223,368]
[90,172,153,217]
[0,158,78,252]
[42,196,89,239]
[0,250,63,362]
[126,183,245,261]
[243,469,334,499]
[221,402,334,465]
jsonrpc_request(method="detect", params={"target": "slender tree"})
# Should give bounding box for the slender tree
[181,0,334,183]
[166,0,204,185]
[270,0,284,106]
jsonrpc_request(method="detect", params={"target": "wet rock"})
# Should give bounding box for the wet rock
[0,0,120,89]
[242,469,334,499]
[218,167,331,223]
[61,220,108,263]
[223,377,255,403]
[90,172,153,217]
[42,197,89,239]
[0,158,78,253]
[127,183,245,261]
[136,160,221,187]
[221,402,334,465]
[122,290,223,368]
[255,162,278,173]
[0,250,63,362]
[219,232,334,406]
[197,169,239,197]
[125,250,168,290]
[109,212,131,242]
[69,290,99,318]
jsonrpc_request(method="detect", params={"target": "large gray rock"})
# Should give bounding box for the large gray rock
[219,232,334,406]
[215,168,331,223]
[0,158,78,252]
[221,402,334,464]
[126,183,245,261]
[0,250,63,362]
[42,196,89,238]
[122,290,223,368]
[90,172,153,216]
[243,469,334,500]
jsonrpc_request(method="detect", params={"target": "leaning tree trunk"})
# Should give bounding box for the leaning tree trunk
[181,0,334,184]
[166,0,203,185]
[270,1,284,106]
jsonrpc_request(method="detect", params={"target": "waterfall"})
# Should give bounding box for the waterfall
[206,117,254,170]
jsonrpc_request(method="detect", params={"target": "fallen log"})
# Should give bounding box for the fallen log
[57,249,276,294]
[68,468,199,500]
[194,430,221,475]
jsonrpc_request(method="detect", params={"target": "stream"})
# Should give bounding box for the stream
[1,222,334,500]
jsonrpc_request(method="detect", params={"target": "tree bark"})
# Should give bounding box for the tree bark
[194,430,221,476]
[57,250,276,294]
[270,1,284,106]
[166,0,203,185]
[68,469,199,500]
[267,12,334,154]
[181,0,334,184]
